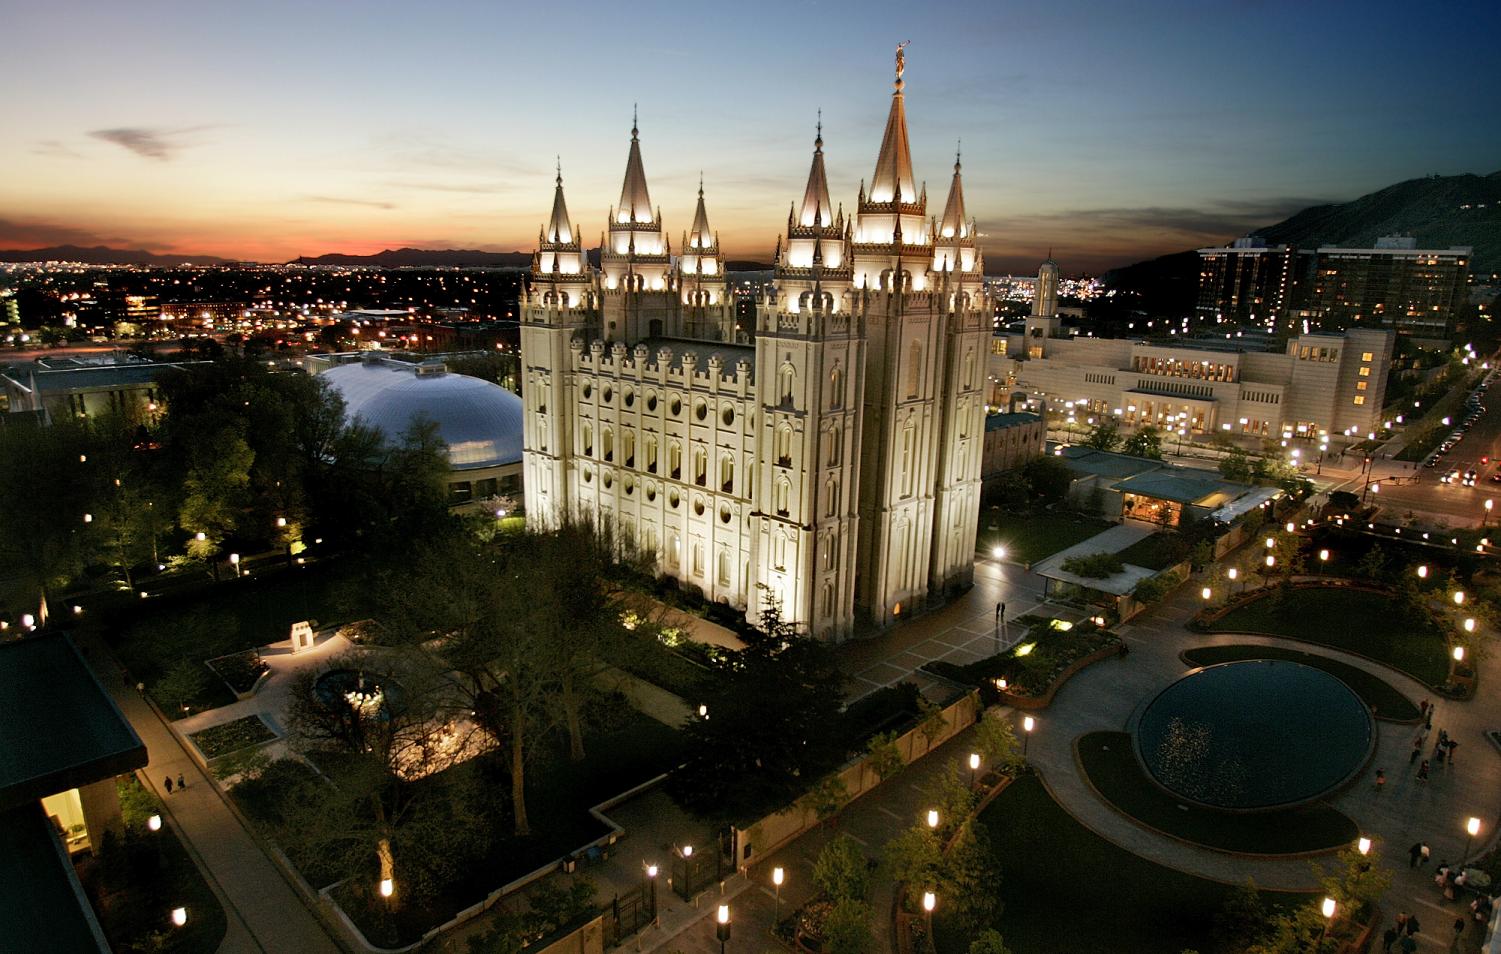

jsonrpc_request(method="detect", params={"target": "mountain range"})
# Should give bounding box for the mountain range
[0,244,232,266]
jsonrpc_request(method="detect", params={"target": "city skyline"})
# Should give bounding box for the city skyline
[3,0,1499,273]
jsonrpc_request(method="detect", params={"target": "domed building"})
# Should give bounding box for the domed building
[317,354,524,507]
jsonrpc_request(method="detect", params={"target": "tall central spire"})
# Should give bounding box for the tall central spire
[617,107,654,224]
[869,43,916,204]
[799,114,835,228]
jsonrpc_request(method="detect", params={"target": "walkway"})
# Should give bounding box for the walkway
[78,631,345,954]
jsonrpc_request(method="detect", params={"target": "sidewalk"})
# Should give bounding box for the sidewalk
[78,631,345,954]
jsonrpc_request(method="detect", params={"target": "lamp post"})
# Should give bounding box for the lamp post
[922,891,937,949]
[1417,564,1429,580]
[171,907,188,928]
[1200,586,1211,603]
[1319,549,1330,567]
[1357,837,1371,857]
[147,814,162,832]
[1227,566,1239,594]
[229,552,241,578]
[1454,591,1466,606]
[1463,817,1483,864]
[968,752,981,789]
[644,862,659,924]
[1022,715,1035,756]
[926,809,940,830]
[379,877,394,908]
[1318,897,1336,949]
[772,866,784,924]
[715,904,731,954]
[1486,499,1494,528]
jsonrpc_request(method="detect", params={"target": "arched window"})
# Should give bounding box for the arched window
[717,549,731,586]
[645,435,658,473]
[668,440,682,480]
[583,422,593,457]
[623,430,635,468]
[906,342,922,398]
[775,423,793,467]
[822,579,836,617]
[720,453,734,494]
[775,476,790,517]
[602,426,613,462]
[693,447,707,486]
[958,400,970,439]
[780,363,796,404]
[901,422,916,497]
[826,425,840,466]
[824,475,838,517]
[829,365,843,409]
[963,348,976,391]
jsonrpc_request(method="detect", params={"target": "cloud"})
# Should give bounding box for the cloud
[88,125,213,160]
[302,195,397,210]
[0,217,135,249]
[987,196,1327,243]
[32,140,85,159]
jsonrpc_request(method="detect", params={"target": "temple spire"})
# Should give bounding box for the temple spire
[937,142,967,239]
[546,158,573,244]
[869,42,916,203]
[687,174,714,249]
[798,114,835,228]
[617,110,653,223]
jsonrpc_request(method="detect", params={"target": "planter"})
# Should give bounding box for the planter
[205,649,272,701]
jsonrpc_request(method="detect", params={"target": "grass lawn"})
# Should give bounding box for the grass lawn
[935,774,1307,954]
[1116,532,1189,571]
[978,510,1113,565]
[1078,732,1360,855]
[1182,645,1418,721]
[1206,587,1450,687]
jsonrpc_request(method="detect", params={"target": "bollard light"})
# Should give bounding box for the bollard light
[171,908,188,927]
[1321,897,1336,920]
[148,814,162,832]
[1357,837,1371,856]
[1417,565,1428,579]
[379,878,394,898]
[926,809,940,829]
[1454,646,1466,662]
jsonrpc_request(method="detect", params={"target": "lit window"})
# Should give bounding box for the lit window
[1353,396,1365,406]
[1361,352,1373,361]
[1358,367,1370,377]
[1356,381,1367,391]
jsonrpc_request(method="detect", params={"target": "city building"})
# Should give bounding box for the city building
[1197,234,1471,339]
[1,354,195,422]
[309,353,524,508]
[0,633,148,952]
[521,52,988,640]
[979,411,1045,492]
[993,261,1396,443]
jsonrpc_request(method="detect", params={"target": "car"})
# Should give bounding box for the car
[1465,470,1479,487]
[1490,472,1501,483]
[1441,470,1459,484]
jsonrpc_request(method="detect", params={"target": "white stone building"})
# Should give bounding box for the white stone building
[521,53,988,641]
[992,261,1396,443]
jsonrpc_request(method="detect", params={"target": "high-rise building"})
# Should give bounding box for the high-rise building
[1195,236,1298,329]
[521,51,988,640]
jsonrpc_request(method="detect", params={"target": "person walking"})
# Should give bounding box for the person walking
[176,772,186,791]
[1412,736,1424,763]
[1412,843,1426,867]
[1375,768,1387,792]
[164,775,174,795]
[1418,760,1431,782]
[1382,924,1400,951]
[1406,913,1422,936]
[1445,738,1458,765]
[1450,917,1465,953]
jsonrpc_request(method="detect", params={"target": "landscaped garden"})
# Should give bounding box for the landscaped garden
[76,778,227,954]
[933,773,1309,954]
[924,618,1119,699]
[1078,732,1361,855]
[1204,585,1451,686]
[978,510,1113,565]
[187,715,277,760]
[1182,645,1418,721]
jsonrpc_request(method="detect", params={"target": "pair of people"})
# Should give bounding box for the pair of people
[163,772,186,794]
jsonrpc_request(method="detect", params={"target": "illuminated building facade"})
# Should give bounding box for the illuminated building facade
[521,52,988,640]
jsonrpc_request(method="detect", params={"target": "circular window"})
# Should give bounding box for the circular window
[646,483,657,502]
[695,400,708,421]
[669,490,680,509]
[719,505,732,524]
[624,477,634,495]
[602,471,613,489]
[582,467,593,483]
[693,498,706,516]
[670,397,682,416]
[582,382,593,400]
[602,386,613,404]
[647,392,658,412]
[722,404,735,427]
[624,388,635,408]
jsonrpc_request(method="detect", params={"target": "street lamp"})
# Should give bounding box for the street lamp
[968,752,981,788]
[1486,499,1495,527]
[715,904,731,954]
[147,814,162,832]
[1454,646,1466,663]
[1265,536,1275,549]
[922,891,937,943]
[1285,521,1295,534]
[379,878,394,901]
[171,908,188,928]
[991,545,1006,560]
[229,553,241,578]
[1022,715,1035,755]
[772,866,784,923]
[1227,567,1239,594]
[1318,897,1336,947]
[1357,837,1371,856]
[1454,591,1466,606]
[926,809,940,830]
[1319,549,1330,564]
[644,863,659,924]
[1464,618,1476,634]
[1200,586,1211,602]
[1465,817,1482,863]
[1417,565,1428,580]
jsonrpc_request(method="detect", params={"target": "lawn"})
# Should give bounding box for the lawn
[1206,586,1450,687]
[1182,645,1419,721]
[935,774,1307,954]
[977,510,1112,566]
[1077,732,1360,855]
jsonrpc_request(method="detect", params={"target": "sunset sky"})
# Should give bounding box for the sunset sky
[4,0,1498,273]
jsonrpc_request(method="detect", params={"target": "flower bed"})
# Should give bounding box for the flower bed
[922,621,1120,705]
[188,715,277,761]
[206,649,269,697]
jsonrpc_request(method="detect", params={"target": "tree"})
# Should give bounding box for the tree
[917,698,949,753]
[0,419,101,624]
[880,826,942,909]
[154,660,209,715]
[1357,545,1388,580]
[922,759,977,836]
[667,592,846,820]
[1213,879,1268,951]
[1326,490,1360,513]
[814,834,871,903]
[865,731,906,786]
[1084,418,1122,452]
[1021,455,1073,507]
[968,930,1014,954]
[1132,569,1182,605]
[1219,446,1254,482]
[1060,551,1125,578]
[179,420,253,563]
[941,819,1001,931]
[1122,425,1164,459]
[822,899,875,954]
[973,710,1025,774]
[803,773,850,827]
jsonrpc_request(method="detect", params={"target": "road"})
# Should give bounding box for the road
[1364,377,1501,525]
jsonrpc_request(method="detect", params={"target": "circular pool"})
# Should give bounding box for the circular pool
[1135,660,1374,811]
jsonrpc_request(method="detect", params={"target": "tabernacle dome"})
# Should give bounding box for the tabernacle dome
[319,354,523,505]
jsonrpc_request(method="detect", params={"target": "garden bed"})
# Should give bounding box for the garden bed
[188,715,277,761]
[1199,584,1451,686]
[1078,732,1361,855]
[205,649,269,698]
[1181,645,1419,721]
[922,622,1119,704]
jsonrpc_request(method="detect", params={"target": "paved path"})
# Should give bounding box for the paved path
[79,631,345,954]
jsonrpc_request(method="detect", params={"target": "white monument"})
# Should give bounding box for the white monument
[290,620,315,654]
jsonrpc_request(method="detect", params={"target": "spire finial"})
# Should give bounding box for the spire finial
[895,40,909,91]
[955,139,962,171]
[556,155,562,185]
[815,108,823,150]
[698,171,704,196]
[631,103,638,139]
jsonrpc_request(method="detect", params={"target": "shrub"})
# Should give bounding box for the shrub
[814,835,871,903]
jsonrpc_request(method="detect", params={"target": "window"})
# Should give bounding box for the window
[717,550,731,586]
[822,539,835,570]
[1361,352,1374,361]
[669,441,682,480]
[1358,367,1370,376]
[583,422,593,456]
[830,367,843,410]
[722,404,735,426]
[906,342,922,398]
[1356,381,1367,391]
[1353,395,1366,406]
[822,580,836,618]
[780,363,796,404]
[693,447,707,486]
[602,427,613,462]
[776,423,793,467]
[623,430,635,468]
[962,349,975,391]
[825,476,838,517]
[826,425,840,466]
[667,531,680,567]
[958,400,969,439]
[775,476,790,517]
[720,453,734,494]
[900,422,916,497]
[692,542,704,577]
[646,435,658,473]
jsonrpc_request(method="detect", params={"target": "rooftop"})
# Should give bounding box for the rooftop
[985,411,1042,431]
[1112,469,1253,507]
[0,803,112,954]
[1032,523,1159,596]
[1057,446,1163,481]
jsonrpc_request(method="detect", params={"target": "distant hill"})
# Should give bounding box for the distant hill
[1105,170,1501,311]
[291,247,532,268]
[0,245,232,266]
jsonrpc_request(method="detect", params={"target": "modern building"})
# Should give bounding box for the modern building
[0,633,148,953]
[993,261,1396,443]
[311,353,524,508]
[1,354,194,422]
[521,52,989,640]
[1054,446,1279,527]
[1197,235,1471,339]
[980,411,1045,491]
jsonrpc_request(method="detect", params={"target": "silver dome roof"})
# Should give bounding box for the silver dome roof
[322,358,523,471]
